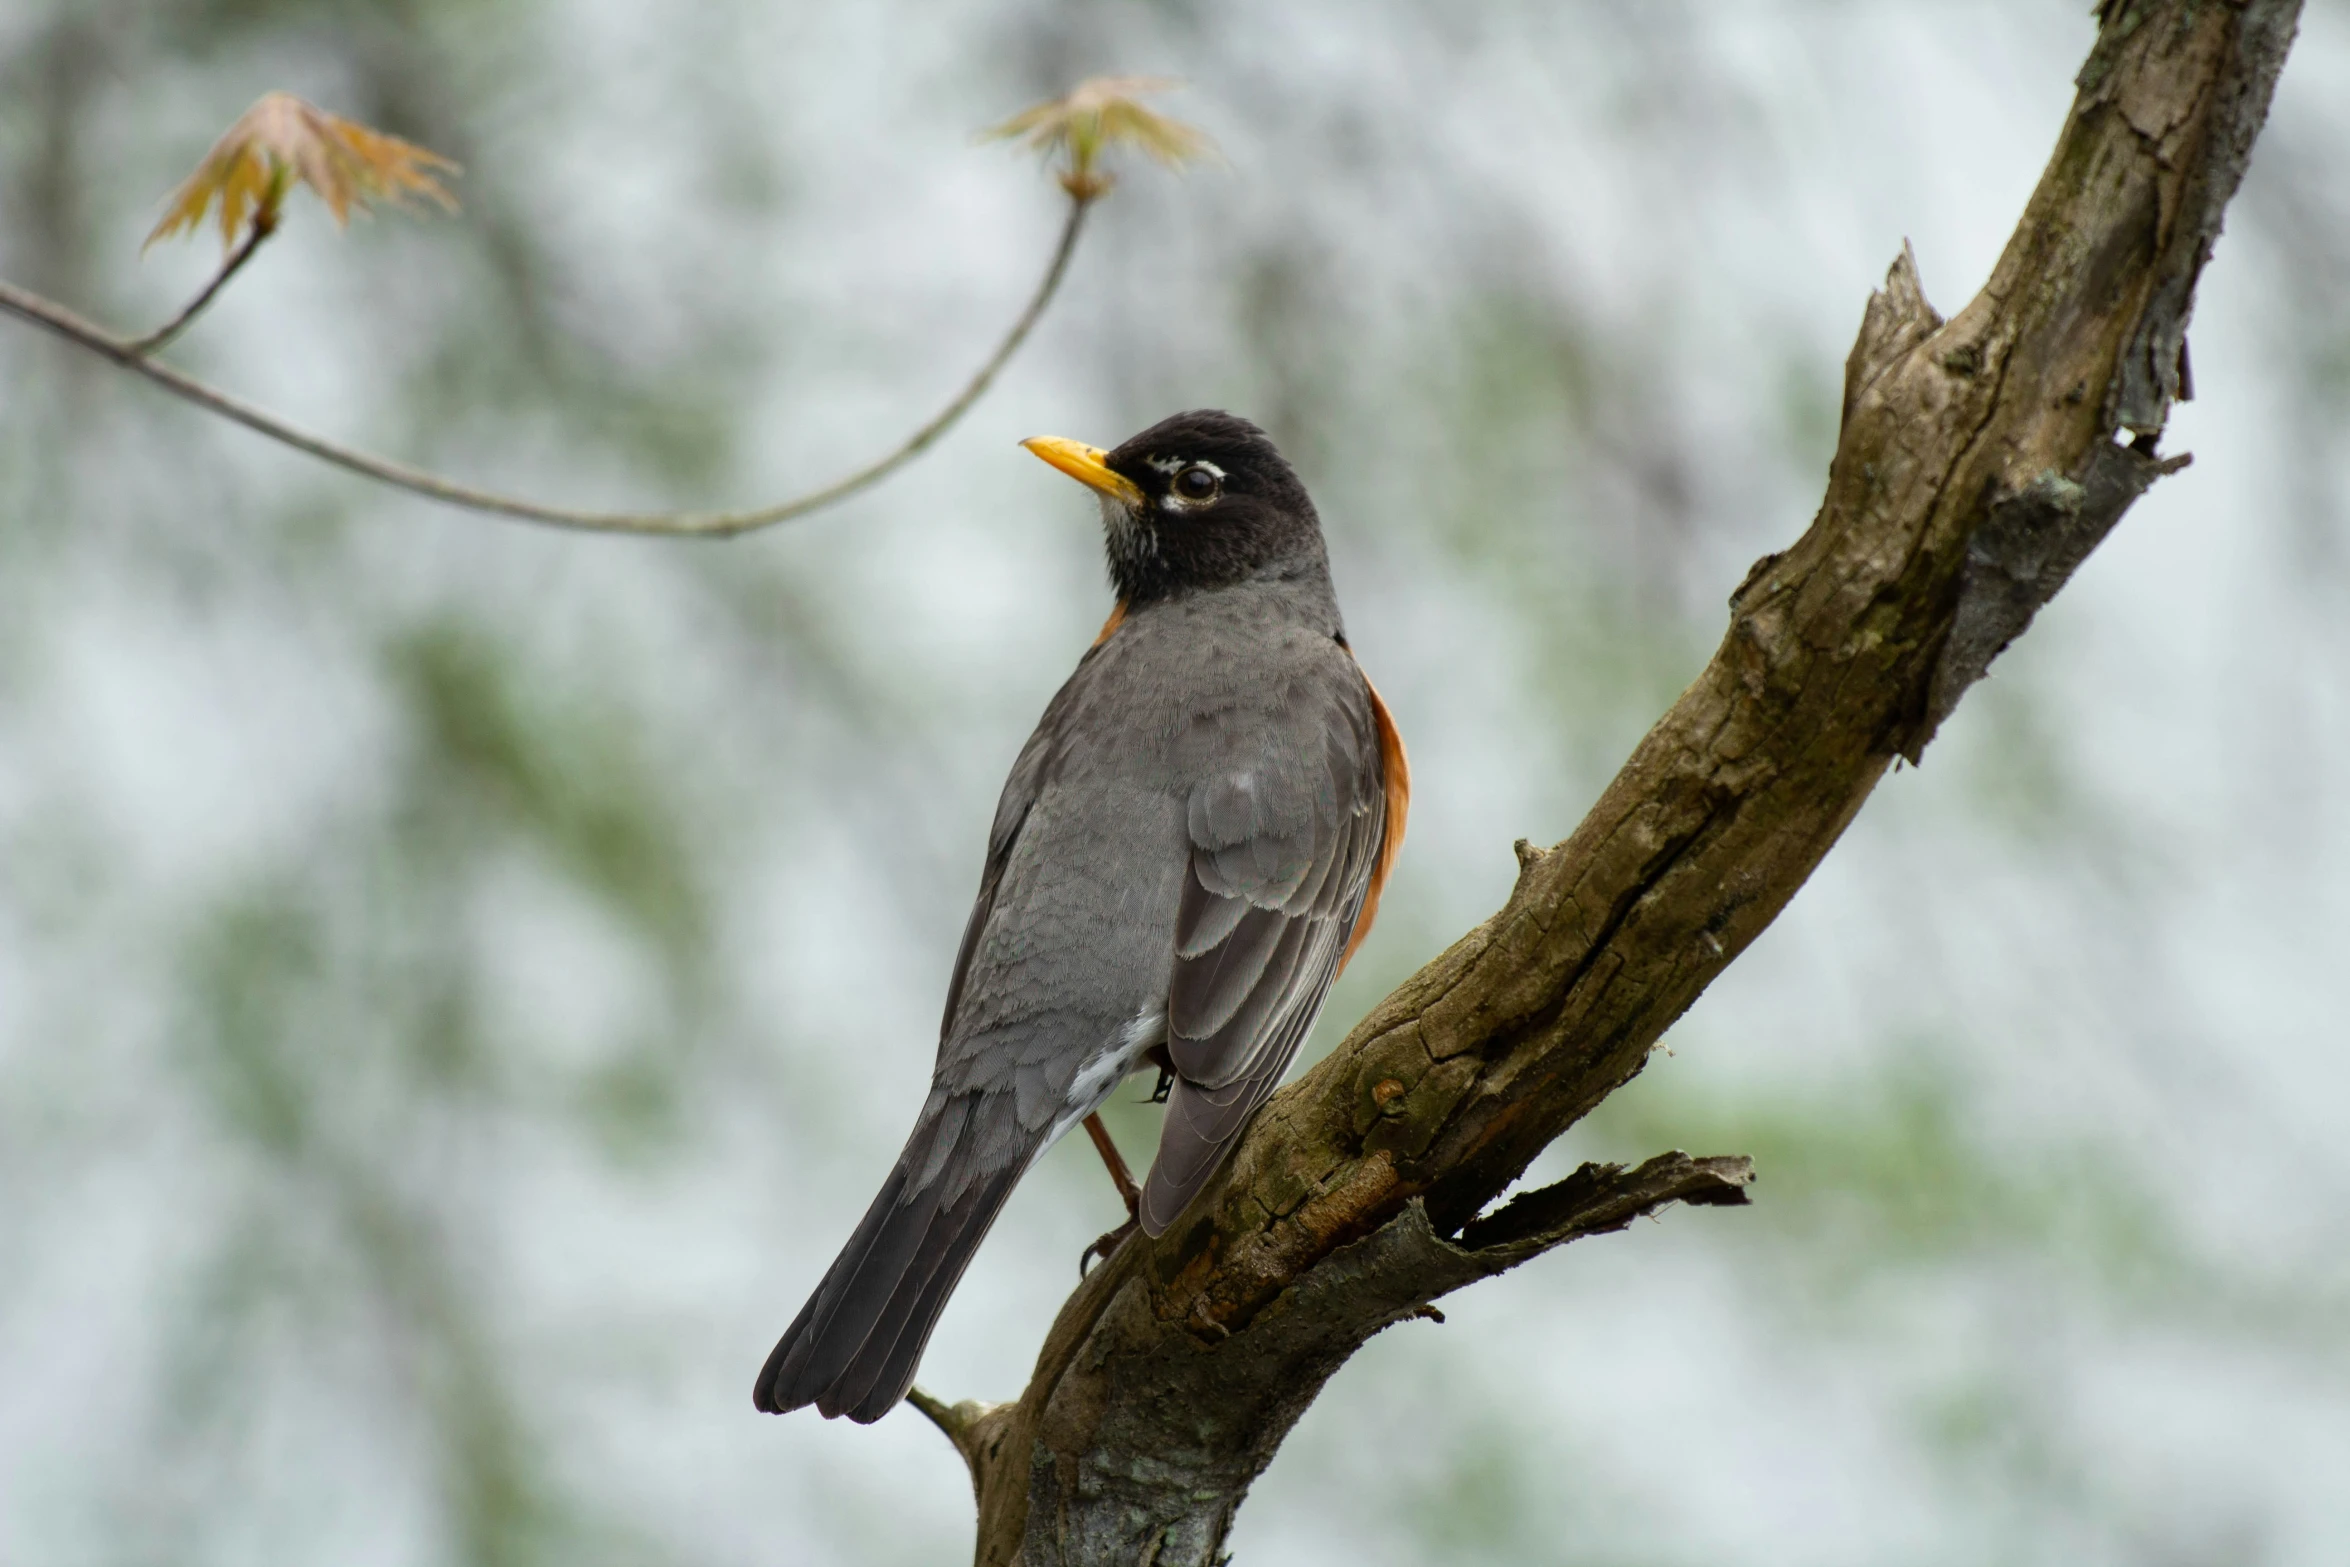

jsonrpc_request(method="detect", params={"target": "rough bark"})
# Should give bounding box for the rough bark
[929,4,2303,1560]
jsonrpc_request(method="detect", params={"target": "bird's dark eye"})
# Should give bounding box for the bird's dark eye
[1175,466,1219,501]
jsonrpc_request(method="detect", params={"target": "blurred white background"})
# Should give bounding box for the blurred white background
[2,2,2345,1563]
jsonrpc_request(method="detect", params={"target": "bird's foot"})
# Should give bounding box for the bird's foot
[1080,1216,1139,1277]
[1148,1067,1172,1105]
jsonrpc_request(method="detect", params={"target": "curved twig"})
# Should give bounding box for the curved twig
[125,210,277,357]
[0,193,1093,538]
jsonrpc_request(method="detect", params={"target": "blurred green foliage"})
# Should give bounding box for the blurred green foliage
[3,3,2347,1566]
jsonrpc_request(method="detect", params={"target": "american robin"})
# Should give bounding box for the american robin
[754,410,1407,1423]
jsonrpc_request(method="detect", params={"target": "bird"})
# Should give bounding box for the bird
[753,409,1407,1423]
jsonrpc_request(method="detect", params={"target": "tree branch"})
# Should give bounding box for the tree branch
[123,207,277,357]
[946,4,2303,1561]
[908,1386,1015,1502]
[0,193,1092,537]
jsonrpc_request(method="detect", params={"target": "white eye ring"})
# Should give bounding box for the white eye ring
[1173,465,1221,501]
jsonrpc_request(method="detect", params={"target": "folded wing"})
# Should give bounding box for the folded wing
[1137,672,1394,1235]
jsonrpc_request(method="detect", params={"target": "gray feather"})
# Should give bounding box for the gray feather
[759,572,1389,1416]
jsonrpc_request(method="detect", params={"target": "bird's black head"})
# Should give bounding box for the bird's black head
[1024,410,1325,605]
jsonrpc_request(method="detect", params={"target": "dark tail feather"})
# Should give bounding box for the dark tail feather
[754,1098,1029,1423]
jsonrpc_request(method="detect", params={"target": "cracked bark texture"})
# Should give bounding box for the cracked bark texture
[928,4,2302,1561]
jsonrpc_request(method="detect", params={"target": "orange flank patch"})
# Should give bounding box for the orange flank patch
[1093,599,1129,647]
[1342,666,1409,970]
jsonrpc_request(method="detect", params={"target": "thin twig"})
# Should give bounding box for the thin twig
[906,1385,967,1442]
[124,210,277,357]
[906,1385,1006,1483]
[0,193,1093,538]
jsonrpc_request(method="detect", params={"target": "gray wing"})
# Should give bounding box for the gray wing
[936,660,1079,1042]
[1137,677,1387,1235]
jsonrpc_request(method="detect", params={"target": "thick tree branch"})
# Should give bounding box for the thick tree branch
[942,5,2302,1562]
[0,194,1091,537]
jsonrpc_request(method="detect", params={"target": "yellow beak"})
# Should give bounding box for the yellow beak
[1022,436,1145,508]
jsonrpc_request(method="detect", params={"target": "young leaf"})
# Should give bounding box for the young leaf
[986,76,1212,201]
[146,91,461,253]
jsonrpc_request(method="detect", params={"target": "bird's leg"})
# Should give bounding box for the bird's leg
[1139,1041,1175,1104]
[1080,1113,1141,1275]
[1082,1112,1140,1214]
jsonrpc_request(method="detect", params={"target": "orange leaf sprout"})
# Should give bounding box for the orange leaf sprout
[146,91,460,252]
[986,76,1212,201]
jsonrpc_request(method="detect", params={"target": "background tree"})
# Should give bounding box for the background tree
[2,3,2347,1565]
[938,5,2307,1559]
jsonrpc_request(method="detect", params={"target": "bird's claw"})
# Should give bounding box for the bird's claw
[1080,1217,1138,1277]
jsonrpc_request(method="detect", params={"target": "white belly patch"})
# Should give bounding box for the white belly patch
[1041,1005,1167,1156]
